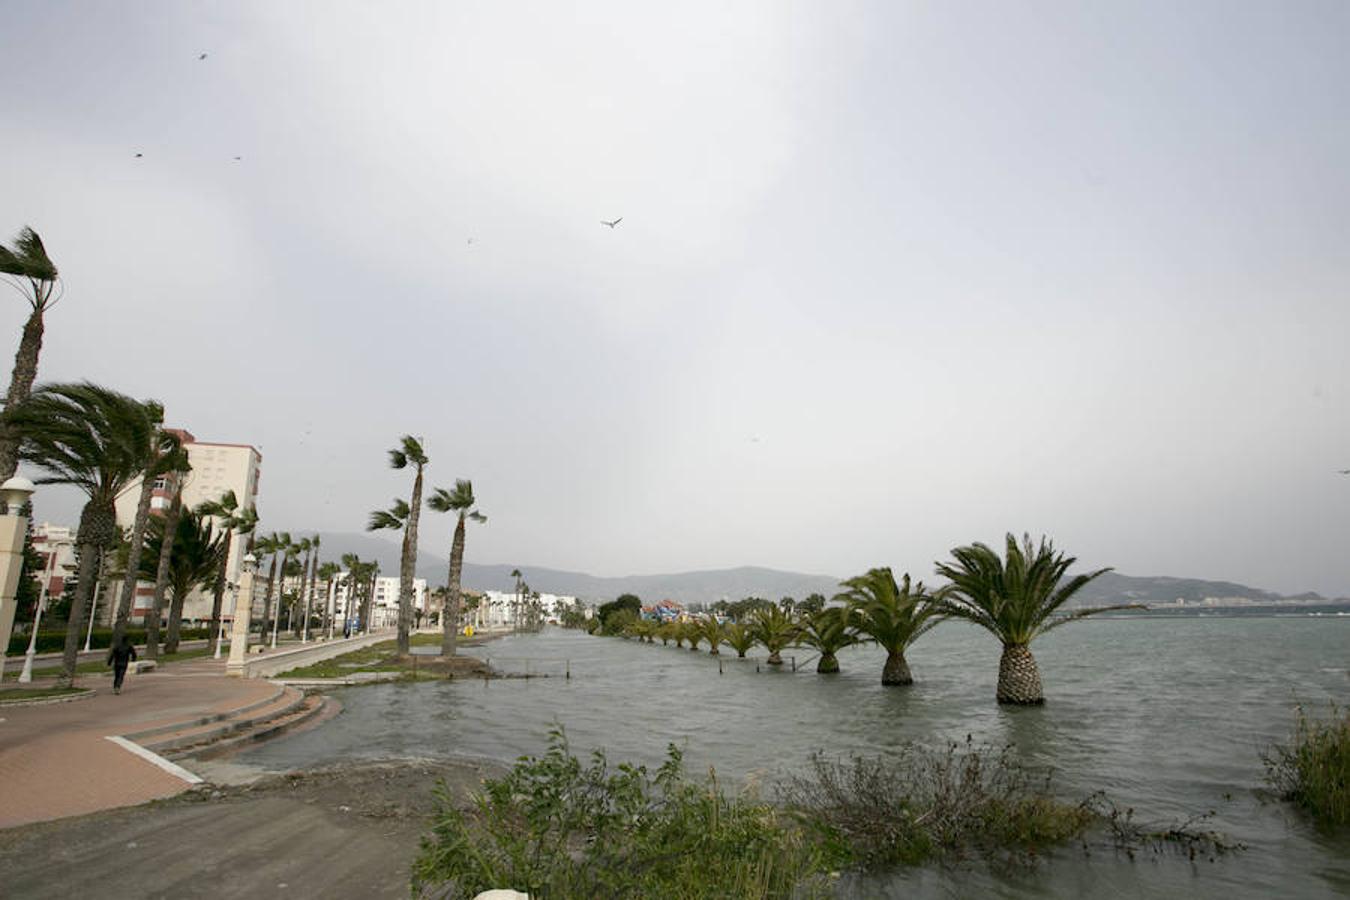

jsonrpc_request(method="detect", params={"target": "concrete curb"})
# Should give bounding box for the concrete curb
[0,688,97,708]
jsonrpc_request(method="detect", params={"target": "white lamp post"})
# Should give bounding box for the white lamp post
[214,581,238,660]
[83,563,104,653]
[18,536,66,683]
[0,477,35,682]
[226,553,257,675]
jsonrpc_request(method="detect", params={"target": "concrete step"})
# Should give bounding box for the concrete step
[121,684,287,744]
[140,687,306,755]
[168,694,332,761]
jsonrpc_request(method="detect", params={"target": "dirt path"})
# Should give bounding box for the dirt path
[0,759,501,900]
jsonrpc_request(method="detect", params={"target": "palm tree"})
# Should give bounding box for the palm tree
[683,621,702,651]
[142,447,192,660]
[841,568,944,686]
[339,552,361,633]
[750,605,799,667]
[380,435,427,655]
[0,227,61,482]
[304,534,321,640]
[934,533,1117,704]
[722,621,756,658]
[140,508,224,653]
[796,606,859,674]
[427,479,487,656]
[7,382,158,683]
[195,490,258,653]
[109,414,181,645]
[699,617,725,655]
[318,560,340,637]
[255,533,284,638]
[510,568,524,631]
[290,536,312,636]
[271,534,298,647]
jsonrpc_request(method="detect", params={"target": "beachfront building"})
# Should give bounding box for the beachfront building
[113,429,262,623]
[475,590,580,628]
[328,573,427,629]
[31,522,78,607]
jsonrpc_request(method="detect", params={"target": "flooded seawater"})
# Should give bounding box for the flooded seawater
[240,618,1350,898]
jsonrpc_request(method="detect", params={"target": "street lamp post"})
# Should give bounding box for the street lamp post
[82,550,104,652]
[226,553,257,676]
[19,535,64,683]
[0,477,35,682]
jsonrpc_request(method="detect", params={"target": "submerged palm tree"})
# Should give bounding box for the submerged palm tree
[698,617,725,655]
[797,607,859,674]
[427,479,486,657]
[934,533,1118,704]
[0,227,61,482]
[750,605,799,666]
[8,383,158,683]
[841,568,943,686]
[722,621,756,658]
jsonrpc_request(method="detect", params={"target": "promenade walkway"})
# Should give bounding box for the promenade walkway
[0,657,272,829]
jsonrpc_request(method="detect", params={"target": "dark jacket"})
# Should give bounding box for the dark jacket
[107,641,137,668]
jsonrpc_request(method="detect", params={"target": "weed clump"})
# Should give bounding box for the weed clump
[412,728,829,899]
[1264,703,1350,828]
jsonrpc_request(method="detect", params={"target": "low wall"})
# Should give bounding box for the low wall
[238,630,400,679]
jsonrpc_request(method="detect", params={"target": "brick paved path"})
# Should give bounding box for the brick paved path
[0,660,276,829]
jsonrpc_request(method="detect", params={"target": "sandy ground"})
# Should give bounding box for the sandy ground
[0,758,504,900]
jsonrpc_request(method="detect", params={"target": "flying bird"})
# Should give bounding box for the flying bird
[198,53,208,60]
[233,156,242,161]
[601,217,623,228]
[134,152,143,158]
[467,238,475,245]
[1339,469,1350,475]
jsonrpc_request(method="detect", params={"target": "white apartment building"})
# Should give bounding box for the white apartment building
[476,590,579,628]
[113,429,262,622]
[328,573,427,629]
[31,522,79,605]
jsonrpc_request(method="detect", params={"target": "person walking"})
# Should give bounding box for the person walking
[106,634,137,695]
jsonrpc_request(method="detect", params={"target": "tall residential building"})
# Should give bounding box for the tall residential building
[328,573,427,629]
[113,429,262,622]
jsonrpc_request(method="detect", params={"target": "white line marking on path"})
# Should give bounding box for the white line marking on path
[104,735,204,784]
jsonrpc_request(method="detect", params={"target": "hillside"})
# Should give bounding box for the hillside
[296,533,1345,608]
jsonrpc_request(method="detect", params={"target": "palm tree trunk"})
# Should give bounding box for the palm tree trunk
[164,586,187,654]
[766,649,783,666]
[261,551,280,639]
[61,499,117,684]
[292,548,310,637]
[882,650,913,686]
[207,532,233,654]
[0,308,45,482]
[442,515,466,657]
[302,549,318,641]
[144,494,184,661]
[817,652,839,674]
[997,643,1044,704]
[397,468,424,655]
[111,473,156,645]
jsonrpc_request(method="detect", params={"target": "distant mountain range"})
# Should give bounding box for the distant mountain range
[303,532,1348,608]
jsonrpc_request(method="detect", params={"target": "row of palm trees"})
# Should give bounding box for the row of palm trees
[367,435,487,657]
[611,534,1123,704]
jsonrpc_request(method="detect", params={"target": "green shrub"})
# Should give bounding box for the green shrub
[1264,703,1350,827]
[7,626,212,655]
[413,729,831,899]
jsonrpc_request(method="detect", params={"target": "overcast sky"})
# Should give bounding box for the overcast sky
[3,2,1348,595]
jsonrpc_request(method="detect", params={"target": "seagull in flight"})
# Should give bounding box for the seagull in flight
[601,217,623,229]
[198,52,208,60]
[134,152,143,158]
[1339,469,1350,475]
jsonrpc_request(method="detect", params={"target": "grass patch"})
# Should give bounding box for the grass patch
[413,728,832,900]
[1264,702,1350,828]
[276,641,406,679]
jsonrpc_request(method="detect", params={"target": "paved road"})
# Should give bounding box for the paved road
[0,659,275,828]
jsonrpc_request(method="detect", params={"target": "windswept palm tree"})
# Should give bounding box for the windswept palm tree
[0,227,61,482]
[934,533,1118,704]
[304,534,321,640]
[256,532,285,638]
[378,435,427,655]
[143,446,192,660]
[339,552,361,633]
[196,490,258,653]
[140,508,224,653]
[797,606,859,674]
[110,414,182,645]
[317,560,340,637]
[750,605,799,666]
[841,568,944,686]
[8,382,157,683]
[291,536,312,636]
[427,479,486,656]
[683,621,702,652]
[722,621,756,658]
